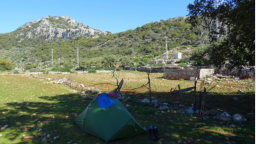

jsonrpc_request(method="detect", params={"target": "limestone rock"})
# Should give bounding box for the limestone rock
[217,112,232,121]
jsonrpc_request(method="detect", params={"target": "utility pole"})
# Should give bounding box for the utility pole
[77,47,79,67]
[215,0,219,39]
[51,49,53,66]
[165,36,168,61]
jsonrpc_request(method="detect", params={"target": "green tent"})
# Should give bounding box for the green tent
[74,96,146,142]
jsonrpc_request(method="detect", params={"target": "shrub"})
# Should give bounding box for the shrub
[0,59,14,70]
[179,79,184,81]
[178,63,186,67]
[176,59,188,64]
[206,75,212,78]
[88,69,96,73]
[13,70,19,74]
[116,67,122,71]
[0,68,5,71]
[25,64,36,70]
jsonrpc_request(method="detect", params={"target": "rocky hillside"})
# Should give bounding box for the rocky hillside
[15,16,109,41]
[0,16,204,70]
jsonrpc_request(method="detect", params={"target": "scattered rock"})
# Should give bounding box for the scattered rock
[206,81,212,84]
[141,98,150,103]
[126,104,130,107]
[203,116,208,120]
[238,89,242,92]
[209,110,220,116]
[203,111,209,116]
[151,99,162,107]
[233,97,238,101]
[232,113,245,122]
[23,135,34,140]
[81,94,87,98]
[159,106,169,110]
[230,124,236,128]
[47,134,50,138]
[206,78,212,81]
[42,137,47,142]
[185,107,194,114]
[0,134,2,137]
[1,125,8,130]
[177,109,183,113]
[178,104,185,108]
[67,140,72,144]
[162,103,168,106]
[52,116,55,118]
[216,85,220,87]
[54,136,60,140]
[217,112,232,121]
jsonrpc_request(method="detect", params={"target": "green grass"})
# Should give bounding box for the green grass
[0,74,255,143]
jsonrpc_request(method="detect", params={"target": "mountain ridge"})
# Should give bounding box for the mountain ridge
[13,16,110,41]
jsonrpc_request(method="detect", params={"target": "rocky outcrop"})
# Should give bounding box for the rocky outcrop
[16,16,109,40]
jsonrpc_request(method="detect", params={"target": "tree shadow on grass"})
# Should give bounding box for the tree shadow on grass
[0,91,254,144]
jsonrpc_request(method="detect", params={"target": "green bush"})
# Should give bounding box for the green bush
[25,64,36,70]
[0,68,5,71]
[13,70,19,74]
[88,69,96,73]
[179,79,184,81]
[0,59,14,70]
[116,67,122,71]
[176,59,188,64]
[178,63,186,67]
[103,67,116,70]
[206,75,212,78]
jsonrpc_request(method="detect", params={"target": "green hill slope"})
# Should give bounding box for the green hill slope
[0,16,204,70]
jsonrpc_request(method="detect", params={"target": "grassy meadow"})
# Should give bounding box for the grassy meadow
[0,71,255,144]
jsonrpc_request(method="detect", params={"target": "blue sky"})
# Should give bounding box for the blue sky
[0,0,194,34]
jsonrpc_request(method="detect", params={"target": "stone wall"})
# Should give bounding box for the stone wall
[137,66,183,73]
[29,72,43,75]
[163,69,197,80]
[96,70,113,73]
[163,68,215,80]
[199,69,215,78]
[76,71,88,74]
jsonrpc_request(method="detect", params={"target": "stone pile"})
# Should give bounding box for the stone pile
[217,66,255,78]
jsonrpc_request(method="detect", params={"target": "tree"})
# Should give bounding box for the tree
[190,44,210,65]
[134,58,140,64]
[121,57,132,67]
[0,59,14,70]
[102,55,117,67]
[142,58,150,64]
[187,0,255,68]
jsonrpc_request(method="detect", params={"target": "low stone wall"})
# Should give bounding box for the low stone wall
[49,71,62,74]
[163,69,197,80]
[123,66,134,71]
[199,69,215,78]
[96,70,113,73]
[137,66,183,73]
[29,72,43,75]
[76,71,88,74]
[163,68,215,80]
